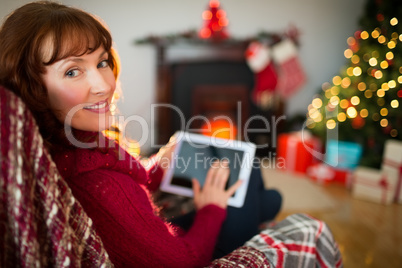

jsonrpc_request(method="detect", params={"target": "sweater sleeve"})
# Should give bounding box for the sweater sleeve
[66,169,226,268]
[145,162,164,192]
[139,155,165,192]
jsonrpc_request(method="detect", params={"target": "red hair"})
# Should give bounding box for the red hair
[0,1,120,152]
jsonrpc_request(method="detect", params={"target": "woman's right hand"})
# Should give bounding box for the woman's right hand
[192,160,242,210]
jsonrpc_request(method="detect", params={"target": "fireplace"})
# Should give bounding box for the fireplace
[150,40,285,156]
[191,84,248,140]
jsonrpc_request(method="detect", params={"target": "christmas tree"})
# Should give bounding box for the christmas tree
[199,0,229,40]
[306,0,402,168]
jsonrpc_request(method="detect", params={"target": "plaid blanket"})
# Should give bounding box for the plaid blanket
[207,246,271,267]
[0,87,113,267]
[244,213,343,268]
[206,213,342,268]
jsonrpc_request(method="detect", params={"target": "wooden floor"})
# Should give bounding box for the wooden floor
[276,184,402,268]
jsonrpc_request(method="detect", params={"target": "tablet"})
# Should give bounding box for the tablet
[160,131,256,208]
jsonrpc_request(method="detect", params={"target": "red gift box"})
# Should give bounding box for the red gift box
[333,168,353,188]
[276,131,321,174]
[307,163,352,188]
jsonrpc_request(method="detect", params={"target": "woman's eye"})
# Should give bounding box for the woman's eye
[98,60,109,68]
[65,69,80,78]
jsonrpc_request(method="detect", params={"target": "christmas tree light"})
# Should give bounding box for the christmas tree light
[307,0,402,168]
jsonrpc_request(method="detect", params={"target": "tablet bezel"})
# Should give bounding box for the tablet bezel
[160,131,256,208]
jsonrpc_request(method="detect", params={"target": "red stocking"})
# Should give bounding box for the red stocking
[245,42,278,109]
[272,39,306,98]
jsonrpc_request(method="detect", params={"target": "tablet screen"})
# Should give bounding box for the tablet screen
[171,140,244,192]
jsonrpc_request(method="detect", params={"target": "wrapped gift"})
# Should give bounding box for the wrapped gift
[381,140,402,204]
[325,140,362,170]
[352,167,397,205]
[307,163,334,185]
[307,163,352,188]
[333,168,353,188]
[276,131,321,174]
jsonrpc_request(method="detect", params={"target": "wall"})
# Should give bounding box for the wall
[0,0,366,154]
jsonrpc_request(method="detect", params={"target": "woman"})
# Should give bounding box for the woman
[0,2,281,267]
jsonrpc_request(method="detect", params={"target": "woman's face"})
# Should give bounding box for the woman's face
[42,47,116,132]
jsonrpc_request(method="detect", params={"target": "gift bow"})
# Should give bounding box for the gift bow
[379,176,389,189]
[310,164,334,182]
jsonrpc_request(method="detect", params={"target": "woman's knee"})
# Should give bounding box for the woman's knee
[260,189,282,221]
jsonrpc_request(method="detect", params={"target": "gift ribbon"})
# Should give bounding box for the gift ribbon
[354,175,391,204]
[379,177,388,188]
[383,159,402,202]
[379,176,389,204]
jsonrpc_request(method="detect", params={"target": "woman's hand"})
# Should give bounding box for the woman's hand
[140,136,176,172]
[192,160,242,210]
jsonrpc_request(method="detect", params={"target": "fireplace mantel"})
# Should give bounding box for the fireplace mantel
[162,42,246,63]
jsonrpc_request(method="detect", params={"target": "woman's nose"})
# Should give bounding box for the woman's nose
[89,69,113,95]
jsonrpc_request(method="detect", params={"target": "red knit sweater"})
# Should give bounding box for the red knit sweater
[53,134,226,267]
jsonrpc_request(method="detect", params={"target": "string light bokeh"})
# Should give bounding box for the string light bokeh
[306,14,401,167]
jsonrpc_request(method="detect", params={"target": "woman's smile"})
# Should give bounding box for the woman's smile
[83,99,110,113]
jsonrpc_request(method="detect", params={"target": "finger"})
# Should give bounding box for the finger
[212,160,229,188]
[192,178,201,199]
[168,135,177,143]
[166,141,177,151]
[215,162,230,189]
[162,137,177,155]
[204,160,220,188]
[208,160,223,187]
[225,179,243,198]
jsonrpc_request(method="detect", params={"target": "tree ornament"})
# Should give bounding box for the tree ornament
[383,124,392,135]
[377,13,385,22]
[368,138,376,149]
[349,41,360,53]
[352,115,365,129]
[354,30,362,39]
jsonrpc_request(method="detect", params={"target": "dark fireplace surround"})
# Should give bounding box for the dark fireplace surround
[151,40,285,156]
